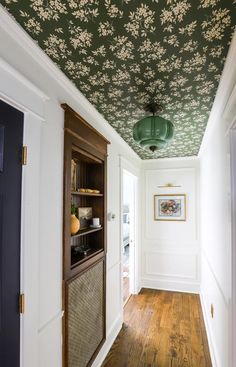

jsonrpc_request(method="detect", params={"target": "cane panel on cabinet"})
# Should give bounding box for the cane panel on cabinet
[65,259,105,367]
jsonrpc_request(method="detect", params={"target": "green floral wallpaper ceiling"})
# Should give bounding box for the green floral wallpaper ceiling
[2,0,235,159]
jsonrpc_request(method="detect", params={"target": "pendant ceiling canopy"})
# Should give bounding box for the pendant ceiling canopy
[2,0,235,159]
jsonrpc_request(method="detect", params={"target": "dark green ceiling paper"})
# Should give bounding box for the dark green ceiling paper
[2,0,235,159]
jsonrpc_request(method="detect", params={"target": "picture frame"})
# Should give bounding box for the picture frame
[78,207,92,229]
[154,194,186,221]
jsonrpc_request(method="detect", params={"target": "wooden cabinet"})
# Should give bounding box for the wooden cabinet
[62,104,109,367]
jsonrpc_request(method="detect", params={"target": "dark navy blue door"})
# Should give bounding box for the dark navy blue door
[0,100,24,367]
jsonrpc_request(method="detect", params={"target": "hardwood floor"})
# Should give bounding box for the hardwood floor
[102,289,212,367]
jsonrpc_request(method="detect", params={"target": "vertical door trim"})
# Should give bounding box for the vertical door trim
[119,156,140,311]
[20,112,42,367]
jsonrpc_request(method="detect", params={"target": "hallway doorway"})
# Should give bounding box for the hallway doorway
[122,169,137,305]
[0,100,24,367]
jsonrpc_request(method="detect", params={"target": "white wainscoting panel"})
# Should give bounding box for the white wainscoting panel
[145,251,198,280]
[141,161,200,293]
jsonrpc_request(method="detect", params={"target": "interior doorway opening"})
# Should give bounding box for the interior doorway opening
[0,100,24,367]
[122,169,137,305]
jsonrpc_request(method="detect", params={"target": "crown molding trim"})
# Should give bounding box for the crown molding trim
[199,29,236,157]
[142,156,199,164]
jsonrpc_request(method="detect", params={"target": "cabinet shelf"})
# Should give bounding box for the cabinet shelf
[71,248,103,268]
[71,226,103,239]
[71,191,103,197]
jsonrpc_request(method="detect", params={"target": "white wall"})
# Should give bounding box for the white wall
[141,158,200,293]
[0,6,141,367]
[199,31,236,367]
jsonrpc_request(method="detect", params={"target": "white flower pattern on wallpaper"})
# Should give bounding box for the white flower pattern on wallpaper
[124,4,156,38]
[1,0,235,159]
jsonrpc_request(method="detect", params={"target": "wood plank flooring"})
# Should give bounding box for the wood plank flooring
[102,289,212,367]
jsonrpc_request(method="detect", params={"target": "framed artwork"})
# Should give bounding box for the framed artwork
[78,207,92,229]
[154,194,186,221]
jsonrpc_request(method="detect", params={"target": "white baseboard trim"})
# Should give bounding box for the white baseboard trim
[200,292,218,367]
[91,313,123,367]
[136,285,142,294]
[141,277,200,294]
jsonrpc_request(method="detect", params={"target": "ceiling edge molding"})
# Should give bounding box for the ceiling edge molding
[198,29,236,157]
[144,168,197,175]
[0,5,141,162]
[142,156,199,163]
[141,157,199,171]
[223,84,236,135]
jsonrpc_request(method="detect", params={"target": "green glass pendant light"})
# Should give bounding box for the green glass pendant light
[133,102,174,152]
